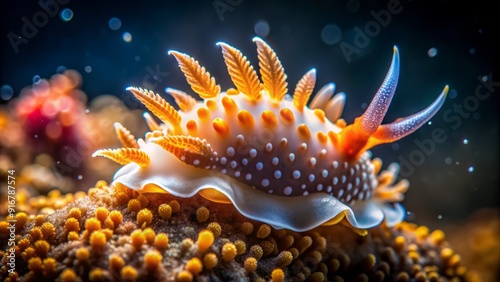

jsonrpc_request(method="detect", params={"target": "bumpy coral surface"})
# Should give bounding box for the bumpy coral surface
[0,181,479,281]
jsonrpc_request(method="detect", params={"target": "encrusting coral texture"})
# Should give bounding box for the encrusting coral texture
[0,181,481,282]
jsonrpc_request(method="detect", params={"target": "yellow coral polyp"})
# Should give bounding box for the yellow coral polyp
[185,257,203,275]
[158,203,172,220]
[95,207,109,222]
[256,224,271,239]
[137,208,153,227]
[222,242,237,262]
[144,250,163,270]
[196,206,210,222]
[67,208,82,220]
[169,200,181,213]
[143,227,156,244]
[177,270,193,282]
[40,222,55,239]
[155,233,169,249]
[240,221,254,235]
[109,254,125,270]
[121,265,138,281]
[34,240,50,257]
[76,247,90,262]
[197,230,214,252]
[207,222,222,238]
[89,268,105,281]
[90,230,107,249]
[109,210,123,227]
[85,217,102,233]
[131,229,145,249]
[65,217,80,232]
[271,268,285,282]
[60,269,77,282]
[127,199,141,213]
[203,253,218,270]
[234,240,247,255]
[244,257,258,273]
[28,257,43,272]
[67,231,79,241]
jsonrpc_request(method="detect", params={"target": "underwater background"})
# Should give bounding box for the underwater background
[1,0,499,280]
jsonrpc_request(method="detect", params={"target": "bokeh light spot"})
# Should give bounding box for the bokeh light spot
[427,47,438,57]
[109,17,122,31]
[60,8,74,22]
[321,24,342,45]
[1,85,14,101]
[254,20,270,38]
[448,88,457,99]
[85,66,92,73]
[33,75,41,84]
[123,32,132,42]
[56,65,67,74]
[468,166,474,173]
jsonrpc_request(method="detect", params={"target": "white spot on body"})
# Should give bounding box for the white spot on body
[320,149,327,156]
[300,143,307,151]
[317,184,323,191]
[220,157,227,165]
[249,149,257,158]
[333,161,339,168]
[230,161,237,168]
[280,138,288,146]
[193,159,200,165]
[283,186,293,195]
[242,158,248,165]
[236,134,245,143]
[333,177,338,185]
[227,147,235,157]
[261,178,270,187]
[341,175,347,183]
[265,143,273,152]
[293,170,301,179]
[245,173,252,180]
[308,174,315,182]
[274,170,282,179]
[235,171,241,177]
[256,162,263,170]
[322,170,328,178]
[309,157,317,166]
[347,183,352,191]
[289,153,295,162]
[272,157,279,166]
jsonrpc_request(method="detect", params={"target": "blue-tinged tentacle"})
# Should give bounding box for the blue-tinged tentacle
[359,46,400,136]
[367,85,449,146]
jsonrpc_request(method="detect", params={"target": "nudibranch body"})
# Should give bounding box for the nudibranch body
[94,38,448,232]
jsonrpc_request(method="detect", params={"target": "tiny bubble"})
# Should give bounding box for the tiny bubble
[34,134,38,138]
[468,166,474,173]
[428,121,432,125]
[33,75,41,84]
[85,109,90,113]
[437,214,442,220]
[463,138,469,144]
[56,65,67,74]
[427,47,438,57]
[134,55,141,61]
[84,66,92,73]
[448,88,457,99]
[444,157,452,164]
[77,175,83,180]
[321,24,342,45]
[481,75,488,82]
[455,161,460,165]
[123,32,132,42]
[1,85,14,101]
[109,17,122,31]
[361,102,367,109]
[254,20,270,38]
[60,8,74,22]
[469,48,476,54]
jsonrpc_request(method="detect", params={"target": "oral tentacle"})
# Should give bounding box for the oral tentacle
[366,85,449,148]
